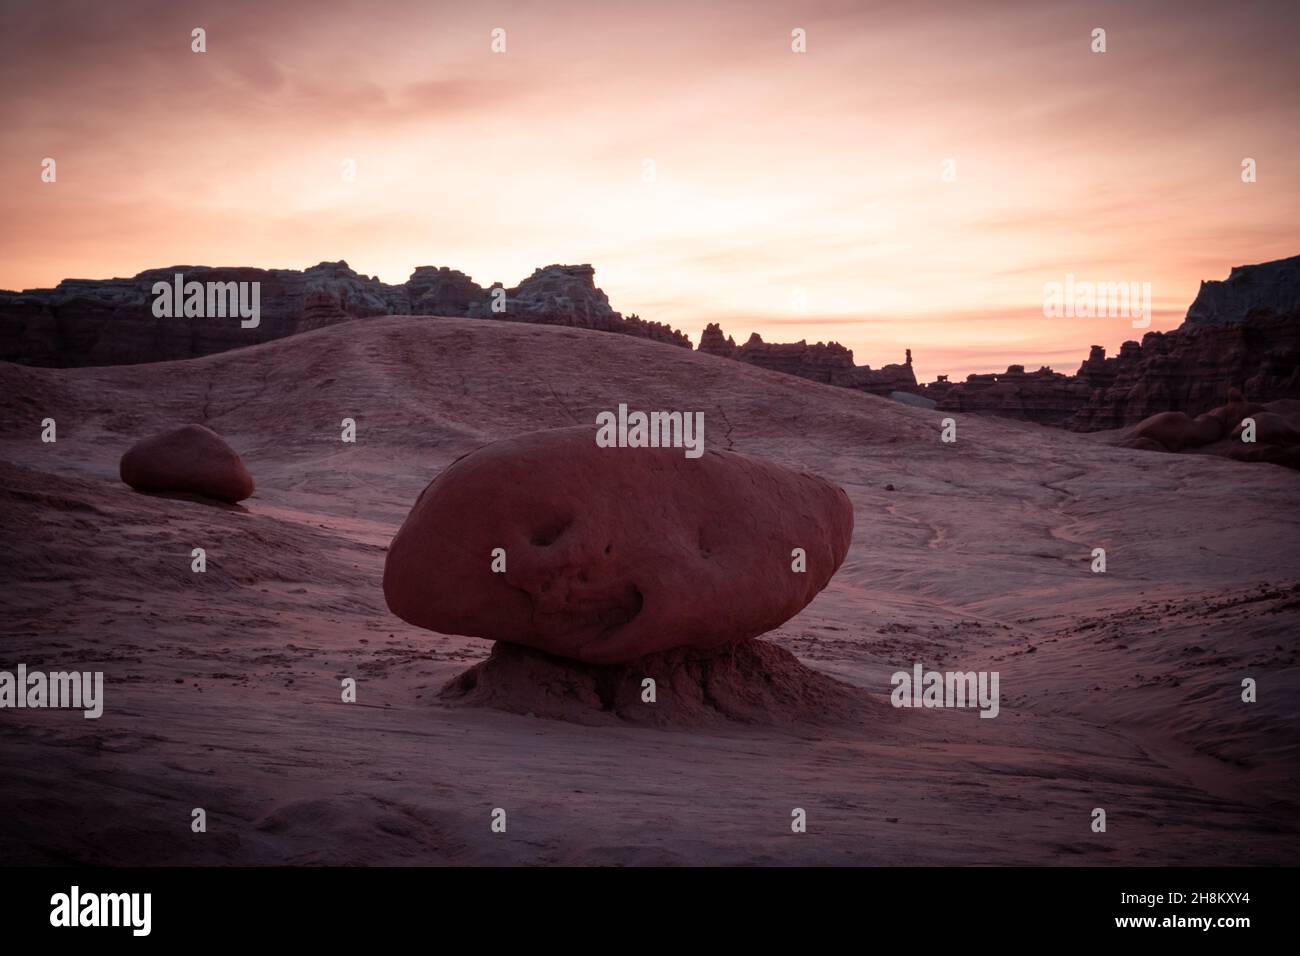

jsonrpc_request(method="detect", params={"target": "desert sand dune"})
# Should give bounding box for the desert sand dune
[1,315,1297,865]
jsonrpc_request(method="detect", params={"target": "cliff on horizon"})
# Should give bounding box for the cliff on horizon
[697,324,917,397]
[921,254,1300,430]
[0,261,691,366]
[4,254,1296,433]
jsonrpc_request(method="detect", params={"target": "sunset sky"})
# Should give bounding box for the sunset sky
[1,0,1296,380]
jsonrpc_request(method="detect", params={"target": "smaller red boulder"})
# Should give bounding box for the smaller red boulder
[120,424,254,503]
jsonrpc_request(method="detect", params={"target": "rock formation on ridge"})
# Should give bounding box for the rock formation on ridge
[1065,310,1300,430]
[920,364,1094,427]
[698,323,917,396]
[922,255,1300,430]
[0,261,690,367]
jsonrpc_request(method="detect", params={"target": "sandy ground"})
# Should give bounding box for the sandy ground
[1,315,1297,865]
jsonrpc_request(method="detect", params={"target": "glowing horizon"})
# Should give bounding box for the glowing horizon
[1,0,1296,381]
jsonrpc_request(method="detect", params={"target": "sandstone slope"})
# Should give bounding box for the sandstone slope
[1,315,1297,865]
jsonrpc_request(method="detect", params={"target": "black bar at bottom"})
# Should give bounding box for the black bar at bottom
[0,865,1285,943]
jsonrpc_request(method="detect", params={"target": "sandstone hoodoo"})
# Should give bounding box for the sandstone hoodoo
[383,426,853,664]
[119,424,254,503]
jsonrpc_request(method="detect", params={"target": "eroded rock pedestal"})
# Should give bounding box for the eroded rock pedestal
[439,639,876,728]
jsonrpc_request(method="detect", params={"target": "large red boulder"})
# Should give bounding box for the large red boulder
[120,424,254,503]
[383,426,853,664]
